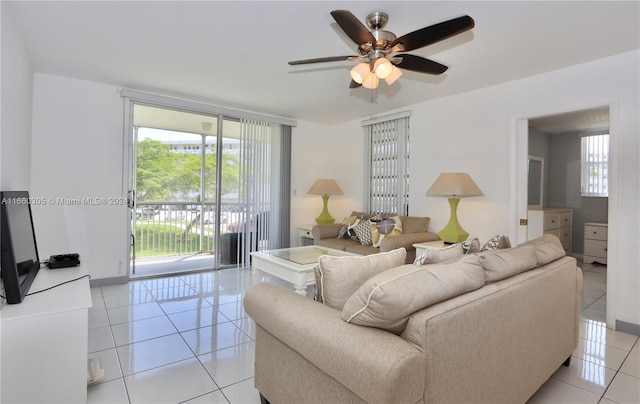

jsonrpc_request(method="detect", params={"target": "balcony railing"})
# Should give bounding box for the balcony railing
[133,202,246,259]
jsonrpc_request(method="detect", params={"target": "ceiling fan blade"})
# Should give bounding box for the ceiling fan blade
[349,80,362,89]
[390,15,475,52]
[330,10,376,45]
[288,55,357,65]
[395,54,448,75]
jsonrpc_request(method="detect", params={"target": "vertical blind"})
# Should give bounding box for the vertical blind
[363,113,410,215]
[581,134,609,197]
[237,118,291,265]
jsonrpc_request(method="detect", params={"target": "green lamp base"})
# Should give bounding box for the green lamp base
[315,195,335,224]
[437,197,469,243]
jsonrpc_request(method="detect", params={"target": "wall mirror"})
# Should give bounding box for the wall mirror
[528,155,544,209]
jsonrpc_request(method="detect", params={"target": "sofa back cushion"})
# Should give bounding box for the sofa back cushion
[341,255,485,334]
[315,248,407,310]
[400,216,430,234]
[478,246,538,282]
[519,233,566,265]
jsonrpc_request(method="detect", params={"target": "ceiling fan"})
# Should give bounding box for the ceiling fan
[288,10,475,89]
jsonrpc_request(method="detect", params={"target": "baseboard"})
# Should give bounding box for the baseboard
[616,320,640,336]
[89,276,128,288]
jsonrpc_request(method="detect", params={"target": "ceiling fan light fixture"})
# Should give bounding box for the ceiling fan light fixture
[350,63,371,84]
[373,57,393,79]
[362,71,379,89]
[384,65,403,85]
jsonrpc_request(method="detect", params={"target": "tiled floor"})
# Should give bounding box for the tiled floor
[87,260,640,404]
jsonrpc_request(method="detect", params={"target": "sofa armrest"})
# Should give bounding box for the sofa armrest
[312,223,343,240]
[379,231,440,253]
[244,283,424,404]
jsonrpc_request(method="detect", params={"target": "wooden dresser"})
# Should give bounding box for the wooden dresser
[583,222,608,264]
[527,208,573,254]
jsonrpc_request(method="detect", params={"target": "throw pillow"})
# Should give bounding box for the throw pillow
[337,215,360,239]
[462,237,481,254]
[314,248,407,310]
[371,216,403,248]
[353,220,374,245]
[341,255,486,334]
[413,242,465,265]
[480,235,511,251]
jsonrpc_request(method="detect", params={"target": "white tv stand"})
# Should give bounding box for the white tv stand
[1,265,91,403]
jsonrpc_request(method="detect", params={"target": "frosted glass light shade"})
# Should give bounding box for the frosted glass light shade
[384,65,403,85]
[362,72,379,89]
[350,63,371,84]
[374,58,393,79]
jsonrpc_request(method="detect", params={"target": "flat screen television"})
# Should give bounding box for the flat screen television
[1,191,41,304]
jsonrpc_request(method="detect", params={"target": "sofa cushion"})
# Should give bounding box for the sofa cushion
[519,233,566,265]
[341,254,485,334]
[478,246,537,282]
[400,216,430,234]
[371,216,403,248]
[314,248,407,310]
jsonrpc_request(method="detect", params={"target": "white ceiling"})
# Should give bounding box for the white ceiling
[4,1,639,125]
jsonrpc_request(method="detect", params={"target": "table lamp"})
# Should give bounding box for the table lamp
[426,173,483,243]
[308,179,343,224]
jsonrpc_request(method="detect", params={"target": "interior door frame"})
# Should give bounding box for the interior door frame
[510,98,619,330]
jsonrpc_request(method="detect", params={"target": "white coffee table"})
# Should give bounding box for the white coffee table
[251,245,356,295]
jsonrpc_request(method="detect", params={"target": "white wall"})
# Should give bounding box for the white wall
[30,74,128,281]
[1,6,33,191]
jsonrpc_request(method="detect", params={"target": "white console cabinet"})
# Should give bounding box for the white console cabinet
[1,266,91,403]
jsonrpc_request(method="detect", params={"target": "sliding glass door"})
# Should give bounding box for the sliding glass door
[127,102,290,277]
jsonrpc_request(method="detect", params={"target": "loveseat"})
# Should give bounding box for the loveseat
[244,234,583,404]
[312,211,440,264]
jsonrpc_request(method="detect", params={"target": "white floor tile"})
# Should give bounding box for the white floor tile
[181,322,252,356]
[551,356,616,396]
[168,306,229,332]
[579,319,640,351]
[88,348,123,384]
[88,325,116,353]
[221,378,261,404]
[574,338,630,371]
[89,309,110,329]
[603,372,640,403]
[619,351,640,379]
[87,378,129,404]
[232,317,256,340]
[216,300,248,321]
[181,390,229,403]
[124,357,218,404]
[158,295,213,315]
[90,295,106,311]
[527,378,601,403]
[199,342,255,388]
[111,315,178,346]
[101,282,148,296]
[107,301,165,325]
[117,334,195,376]
[103,290,156,309]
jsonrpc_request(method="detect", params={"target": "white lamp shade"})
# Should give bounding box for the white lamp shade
[350,63,370,84]
[426,173,483,198]
[362,72,379,89]
[308,179,343,196]
[384,65,403,85]
[374,58,393,79]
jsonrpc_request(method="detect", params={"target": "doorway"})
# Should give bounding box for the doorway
[514,101,618,329]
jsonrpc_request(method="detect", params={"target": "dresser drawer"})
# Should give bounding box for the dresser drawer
[543,213,561,230]
[584,239,607,258]
[559,212,572,228]
[584,224,607,241]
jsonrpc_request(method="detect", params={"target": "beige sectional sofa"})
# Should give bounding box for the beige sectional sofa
[244,234,583,404]
[312,211,440,264]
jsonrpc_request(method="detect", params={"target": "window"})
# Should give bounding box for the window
[363,112,410,215]
[581,134,609,197]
